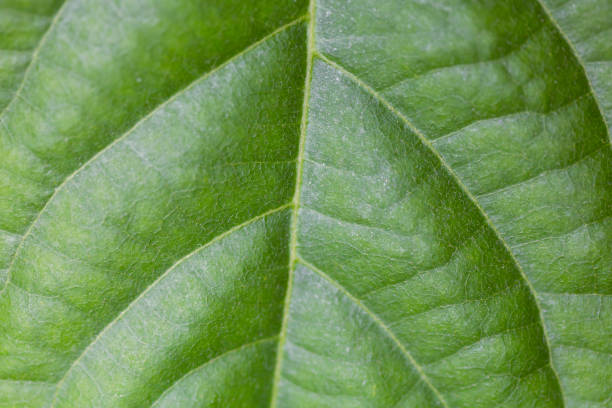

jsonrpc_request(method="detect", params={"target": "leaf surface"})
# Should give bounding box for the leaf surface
[0,0,610,407]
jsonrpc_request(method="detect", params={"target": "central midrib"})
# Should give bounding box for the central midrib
[268,0,451,406]
[268,1,572,407]
[267,0,315,404]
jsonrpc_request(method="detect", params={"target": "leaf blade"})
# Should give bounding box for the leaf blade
[0,0,307,287]
[0,19,306,389]
[314,0,612,405]
[1,0,610,406]
[538,0,612,141]
[0,0,65,112]
[278,57,563,407]
[52,209,291,407]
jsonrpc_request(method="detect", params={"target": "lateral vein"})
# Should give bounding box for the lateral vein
[150,336,279,408]
[49,202,292,406]
[296,257,451,408]
[0,15,307,298]
[534,0,610,145]
[315,51,564,407]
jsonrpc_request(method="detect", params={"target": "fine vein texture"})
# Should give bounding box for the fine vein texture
[0,14,306,396]
[151,338,278,408]
[283,59,561,408]
[0,0,307,286]
[314,0,612,406]
[0,0,610,407]
[53,210,291,407]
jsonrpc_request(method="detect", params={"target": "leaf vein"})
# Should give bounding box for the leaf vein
[296,257,451,408]
[314,51,565,405]
[49,202,292,406]
[534,0,611,145]
[0,14,307,298]
[150,336,279,408]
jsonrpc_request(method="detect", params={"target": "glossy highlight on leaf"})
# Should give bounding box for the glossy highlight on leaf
[0,0,610,407]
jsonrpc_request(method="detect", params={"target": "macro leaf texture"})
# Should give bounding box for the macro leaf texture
[0,0,610,407]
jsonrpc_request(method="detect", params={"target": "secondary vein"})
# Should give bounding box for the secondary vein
[315,51,566,407]
[49,203,292,406]
[0,15,307,298]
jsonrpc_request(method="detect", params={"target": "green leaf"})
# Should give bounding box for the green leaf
[0,0,64,110]
[0,0,610,407]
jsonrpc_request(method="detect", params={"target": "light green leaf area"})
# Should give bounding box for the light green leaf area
[0,0,610,407]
